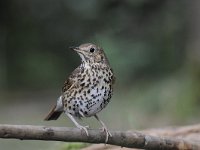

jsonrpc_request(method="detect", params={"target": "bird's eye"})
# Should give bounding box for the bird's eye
[90,47,95,53]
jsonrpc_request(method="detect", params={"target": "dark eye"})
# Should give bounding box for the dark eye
[90,47,95,53]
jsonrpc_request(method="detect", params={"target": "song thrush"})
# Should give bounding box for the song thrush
[44,43,115,142]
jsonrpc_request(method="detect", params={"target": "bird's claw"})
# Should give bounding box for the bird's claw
[78,125,89,136]
[100,126,112,143]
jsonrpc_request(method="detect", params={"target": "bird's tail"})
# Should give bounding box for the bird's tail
[44,105,62,121]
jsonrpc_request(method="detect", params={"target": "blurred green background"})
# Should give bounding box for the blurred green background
[1,0,200,150]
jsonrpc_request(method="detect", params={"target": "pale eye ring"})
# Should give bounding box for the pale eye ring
[90,47,95,53]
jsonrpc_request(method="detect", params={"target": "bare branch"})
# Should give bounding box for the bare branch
[0,124,199,150]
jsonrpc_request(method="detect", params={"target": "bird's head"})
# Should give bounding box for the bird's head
[70,43,109,64]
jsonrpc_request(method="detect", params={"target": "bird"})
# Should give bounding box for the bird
[44,43,115,142]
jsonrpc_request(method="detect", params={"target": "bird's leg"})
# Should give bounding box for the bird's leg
[66,112,89,136]
[94,114,112,143]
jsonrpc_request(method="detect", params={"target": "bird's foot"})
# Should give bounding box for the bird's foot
[100,126,112,143]
[66,112,89,136]
[77,124,89,136]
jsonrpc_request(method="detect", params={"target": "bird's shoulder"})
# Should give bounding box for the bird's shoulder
[62,66,84,92]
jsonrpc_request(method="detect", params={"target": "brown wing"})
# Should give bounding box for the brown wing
[62,66,83,92]
[44,67,83,121]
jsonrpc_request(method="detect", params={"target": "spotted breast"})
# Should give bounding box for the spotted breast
[63,62,114,118]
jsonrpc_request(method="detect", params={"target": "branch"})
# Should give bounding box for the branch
[0,124,199,150]
[142,124,200,141]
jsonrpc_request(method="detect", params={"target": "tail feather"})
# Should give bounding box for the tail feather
[44,105,62,121]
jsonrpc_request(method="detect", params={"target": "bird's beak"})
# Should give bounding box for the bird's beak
[69,46,80,51]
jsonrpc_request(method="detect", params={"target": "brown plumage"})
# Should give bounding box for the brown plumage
[44,43,115,142]
[44,105,62,120]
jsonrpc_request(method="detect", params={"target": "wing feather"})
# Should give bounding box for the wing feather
[62,66,83,92]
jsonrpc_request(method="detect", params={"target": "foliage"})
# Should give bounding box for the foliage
[0,0,188,89]
[60,143,88,150]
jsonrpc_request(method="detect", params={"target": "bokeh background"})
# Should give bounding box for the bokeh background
[1,0,200,150]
